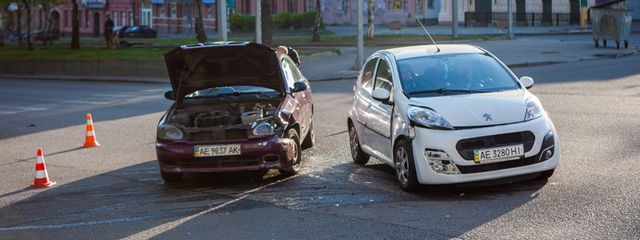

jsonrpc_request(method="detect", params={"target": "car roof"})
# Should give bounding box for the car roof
[380,44,488,60]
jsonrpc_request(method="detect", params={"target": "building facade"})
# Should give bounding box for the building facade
[3,0,638,37]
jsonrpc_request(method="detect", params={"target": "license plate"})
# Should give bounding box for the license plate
[473,144,524,163]
[195,144,241,157]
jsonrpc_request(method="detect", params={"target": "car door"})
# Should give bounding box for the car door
[364,58,395,161]
[281,56,312,136]
[353,57,379,150]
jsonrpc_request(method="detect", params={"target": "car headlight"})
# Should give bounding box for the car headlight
[524,98,543,121]
[407,106,453,130]
[157,124,184,140]
[252,121,276,136]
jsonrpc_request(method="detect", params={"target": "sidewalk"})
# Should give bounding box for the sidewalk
[1,23,639,83]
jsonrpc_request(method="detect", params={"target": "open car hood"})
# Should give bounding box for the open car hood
[164,42,285,101]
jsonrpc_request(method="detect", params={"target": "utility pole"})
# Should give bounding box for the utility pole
[255,0,261,43]
[356,0,363,70]
[217,0,227,41]
[507,0,514,39]
[452,0,458,39]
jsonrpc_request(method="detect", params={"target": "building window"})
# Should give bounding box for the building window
[64,10,68,27]
[377,0,386,10]
[113,11,118,26]
[206,5,212,18]
[393,0,402,10]
[85,10,90,27]
[428,0,434,9]
[129,11,134,25]
[337,0,343,12]
[171,3,177,17]
[121,11,125,25]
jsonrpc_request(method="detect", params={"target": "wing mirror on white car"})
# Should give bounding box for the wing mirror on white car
[372,88,392,104]
[519,76,534,89]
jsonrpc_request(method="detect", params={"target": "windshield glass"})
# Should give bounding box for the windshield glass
[184,86,278,99]
[397,53,521,97]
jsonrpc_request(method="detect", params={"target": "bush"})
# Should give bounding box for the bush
[273,12,293,30]
[300,11,325,30]
[229,14,255,32]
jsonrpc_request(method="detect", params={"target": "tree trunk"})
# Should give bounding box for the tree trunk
[71,0,80,49]
[260,1,272,47]
[17,3,23,46]
[195,0,206,42]
[366,0,375,40]
[21,0,32,51]
[311,0,321,42]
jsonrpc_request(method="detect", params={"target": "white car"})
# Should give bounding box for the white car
[347,44,560,191]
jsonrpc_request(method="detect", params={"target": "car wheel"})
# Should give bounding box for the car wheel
[349,122,369,165]
[394,139,420,192]
[301,119,315,149]
[161,171,183,182]
[279,128,301,176]
[536,169,555,180]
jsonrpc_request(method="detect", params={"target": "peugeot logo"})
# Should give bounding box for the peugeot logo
[483,113,493,121]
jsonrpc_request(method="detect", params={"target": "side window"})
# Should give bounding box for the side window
[281,57,302,90]
[374,59,393,93]
[360,57,378,92]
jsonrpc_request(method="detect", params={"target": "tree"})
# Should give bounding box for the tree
[39,0,62,47]
[21,0,32,50]
[260,0,271,46]
[311,0,320,42]
[194,0,206,42]
[366,0,374,39]
[70,0,79,49]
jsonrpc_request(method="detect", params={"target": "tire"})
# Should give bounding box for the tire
[536,169,555,180]
[616,40,620,49]
[301,120,315,149]
[594,39,599,48]
[349,122,369,165]
[394,139,420,192]
[279,128,302,176]
[625,41,629,49]
[161,171,183,182]
[603,39,607,48]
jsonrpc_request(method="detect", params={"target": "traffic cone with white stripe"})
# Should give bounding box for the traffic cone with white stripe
[83,113,101,148]
[30,148,56,188]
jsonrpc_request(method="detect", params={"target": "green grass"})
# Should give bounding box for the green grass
[0,30,494,61]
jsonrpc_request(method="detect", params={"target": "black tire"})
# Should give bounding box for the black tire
[301,120,315,149]
[625,41,629,49]
[536,169,555,180]
[616,40,620,49]
[161,171,183,182]
[394,139,420,192]
[603,39,607,48]
[279,128,301,176]
[594,39,599,48]
[349,122,369,165]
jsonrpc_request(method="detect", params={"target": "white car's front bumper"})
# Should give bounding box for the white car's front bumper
[410,115,560,185]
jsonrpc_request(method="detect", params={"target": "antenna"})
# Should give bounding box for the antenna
[416,18,440,53]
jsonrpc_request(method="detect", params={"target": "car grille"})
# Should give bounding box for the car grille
[455,131,535,161]
[456,154,546,174]
[171,155,260,168]
[188,129,248,142]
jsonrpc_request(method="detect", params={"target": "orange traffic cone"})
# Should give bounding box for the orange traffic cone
[83,113,101,148]
[30,148,56,188]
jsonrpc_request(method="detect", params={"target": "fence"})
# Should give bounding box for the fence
[464,12,583,27]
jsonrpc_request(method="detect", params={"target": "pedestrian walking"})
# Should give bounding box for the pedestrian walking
[104,16,115,49]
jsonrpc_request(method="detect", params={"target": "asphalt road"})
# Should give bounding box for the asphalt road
[0,54,639,239]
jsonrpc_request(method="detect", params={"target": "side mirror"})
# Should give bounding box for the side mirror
[372,88,391,104]
[292,81,309,93]
[164,90,175,100]
[519,76,534,89]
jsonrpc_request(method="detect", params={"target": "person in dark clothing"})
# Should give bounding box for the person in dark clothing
[104,17,115,49]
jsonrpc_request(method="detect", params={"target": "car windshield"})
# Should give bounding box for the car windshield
[397,53,521,97]
[184,86,278,99]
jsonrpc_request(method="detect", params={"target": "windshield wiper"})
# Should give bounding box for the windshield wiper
[409,88,490,95]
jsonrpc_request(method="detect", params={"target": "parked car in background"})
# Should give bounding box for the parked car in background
[112,26,130,38]
[31,30,59,41]
[348,44,560,191]
[156,42,315,182]
[8,31,26,42]
[124,25,157,38]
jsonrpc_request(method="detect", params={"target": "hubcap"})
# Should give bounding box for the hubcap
[395,147,409,185]
[349,126,359,158]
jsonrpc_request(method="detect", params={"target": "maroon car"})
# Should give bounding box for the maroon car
[156,42,314,182]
